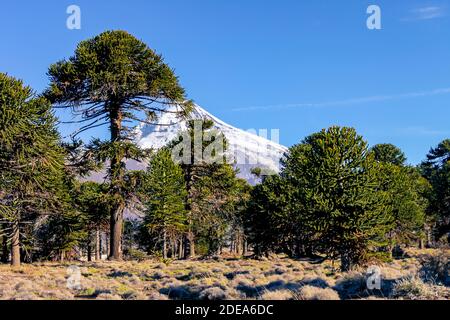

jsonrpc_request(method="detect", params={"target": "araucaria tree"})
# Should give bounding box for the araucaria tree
[421,139,450,244]
[140,148,187,259]
[370,144,429,250]
[170,119,244,257]
[45,31,193,260]
[371,143,407,166]
[282,127,393,271]
[0,73,65,266]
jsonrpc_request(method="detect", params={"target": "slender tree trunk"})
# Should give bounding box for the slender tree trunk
[2,231,8,263]
[86,230,92,262]
[60,250,65,262]
[109,203,124,260]
[340,251,352,272]
[163,229,167,259]
[426,228,432,248]
[183,229,195,259]
[95,229,101,260]
[419,238,424,249]
[11,221,20,267]
[105,233,109,257]
[178,238,183,259]
[108,102,125,261]
[87,245,92,262]
[190,232,195,257]
[87,233,92,262]
[171,240,176,259]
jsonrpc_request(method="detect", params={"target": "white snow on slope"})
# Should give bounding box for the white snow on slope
[135,104,288,183]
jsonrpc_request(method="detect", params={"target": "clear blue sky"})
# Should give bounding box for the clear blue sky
[1,0,449,164]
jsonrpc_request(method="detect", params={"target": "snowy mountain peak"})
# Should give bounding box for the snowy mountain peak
[135,104,288,183]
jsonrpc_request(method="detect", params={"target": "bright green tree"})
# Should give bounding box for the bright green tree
[192,163,247,256]
[283,127,393,271]
[169,119,224,257]
[74,182,110,261]
[245,174,295,257]
[0,73,65,266]
[421,139,450,244]
[375,163,428,250]
[170,119,244,257]
[371,143,406,166]
[140,148,187,258]
[45,30,193,260]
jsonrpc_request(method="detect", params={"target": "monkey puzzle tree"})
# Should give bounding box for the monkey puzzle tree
[371,143,407,166]
[371,144,428,248]
[74,182,110,261]
[169,119,231,258]
[374,164,428,250]
[0,73,65,266]
[245,174,295,257]
[421,139,450,244]
[45,30,193,260]
[283,127,393,271]
[139,148,187,259]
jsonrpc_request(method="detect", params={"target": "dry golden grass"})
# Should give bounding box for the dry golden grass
[0,249,448,300]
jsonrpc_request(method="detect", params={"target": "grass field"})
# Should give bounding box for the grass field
[0,249,448,300]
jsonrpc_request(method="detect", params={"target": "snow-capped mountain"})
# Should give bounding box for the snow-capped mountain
[135,104,288,183]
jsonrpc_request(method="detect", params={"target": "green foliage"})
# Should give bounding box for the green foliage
[74,181,111,230]
[371,143,407,166]
[245,175,294,256]
[46,30,193,259]
[124,248,149,262]
[286,127,394,270]
[375,164,429,247]
[46,30,193,115]
[421,139,450,243]
[170,119,249,256]
[247,128,431,269]
[0,73,66,264]
[247,127,397,270]
[139,148,187,255]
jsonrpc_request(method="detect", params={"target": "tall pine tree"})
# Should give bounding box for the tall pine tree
[140,148,187,259]
[45,31,193,260]
[0,73,65,266]
[282,127,393,271]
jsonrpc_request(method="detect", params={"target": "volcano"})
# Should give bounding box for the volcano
[134,104,288,183]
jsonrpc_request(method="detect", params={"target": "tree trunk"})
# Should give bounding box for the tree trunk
[105,234,109,257]
[95,229,101,260]
[109,203,124,260]
[340,251,352,272]
[178,238,184,259]
[1,232,8,263]
[189,231,195,257]
[108,102,125,261]
[171,239,176,259]
[162,229,167,259]
[183,229,195,259]
[11,221,20,267]
[85,230,92,262]
[426,228,432,248]
[87,245,92,262]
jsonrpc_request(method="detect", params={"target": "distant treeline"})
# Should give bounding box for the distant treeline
[0,31,448,271]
